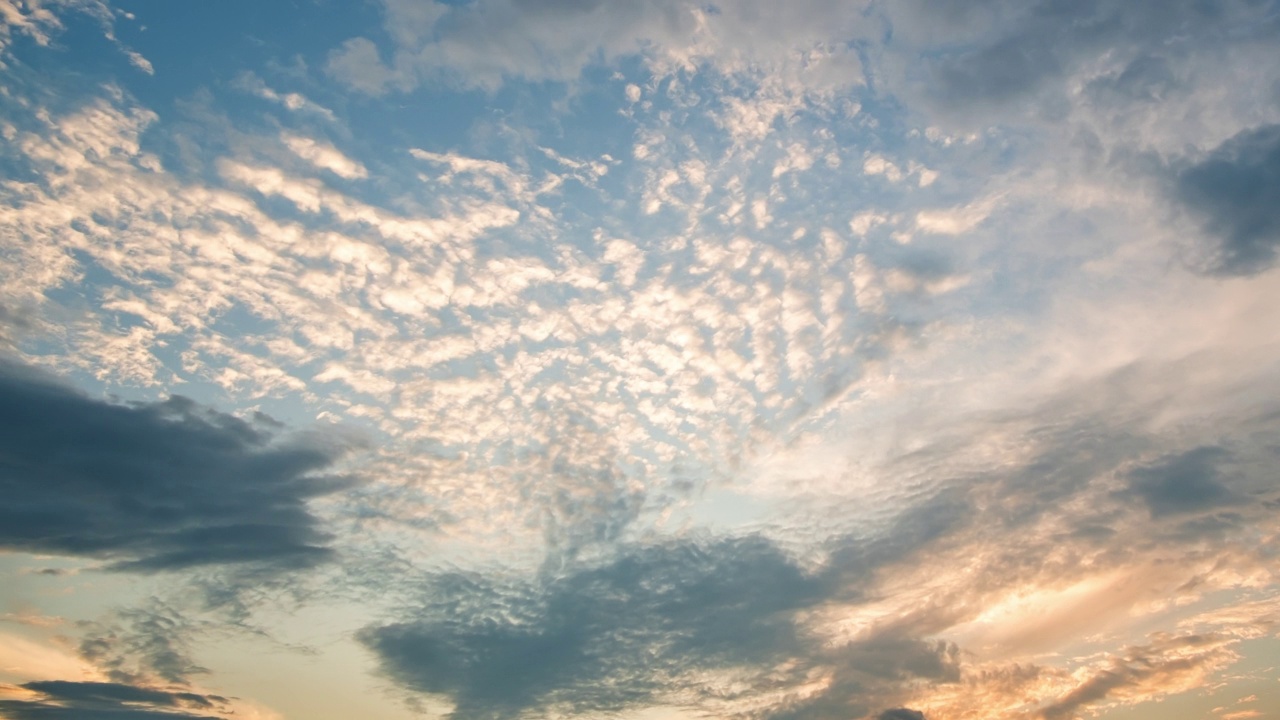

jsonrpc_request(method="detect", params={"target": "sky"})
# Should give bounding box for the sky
[1,1,1280,719]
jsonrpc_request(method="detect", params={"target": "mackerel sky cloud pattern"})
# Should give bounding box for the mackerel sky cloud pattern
[2,2,1280,720]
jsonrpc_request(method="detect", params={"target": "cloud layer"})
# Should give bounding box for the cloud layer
[2,1,1280,719]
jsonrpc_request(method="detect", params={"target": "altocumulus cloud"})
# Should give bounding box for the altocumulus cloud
[0,361,360,572]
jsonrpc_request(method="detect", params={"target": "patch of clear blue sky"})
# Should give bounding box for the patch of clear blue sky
[108,1,373,95]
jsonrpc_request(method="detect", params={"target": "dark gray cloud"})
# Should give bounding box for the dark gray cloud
[1125,446,1239,518]
[892,0,1278,116]
[824,487,972,589]
[0,681,225,720]
[932,33,1063,108]
[767,640,957,720]
[361,536,829,719]
[0,361,359,572]
[878,709,927,720]
[360,499,973,720]
[1174,123,1280,275]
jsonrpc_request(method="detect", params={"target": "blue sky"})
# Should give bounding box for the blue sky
[2,1,1280,719]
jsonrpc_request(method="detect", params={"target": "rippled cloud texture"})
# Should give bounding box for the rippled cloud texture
[2,1,1279,719]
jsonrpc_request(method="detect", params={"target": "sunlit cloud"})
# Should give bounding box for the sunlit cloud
[2,1,1280,719]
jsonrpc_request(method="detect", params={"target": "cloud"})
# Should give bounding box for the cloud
[359,489,983,719]
[930,31,1062,108]
[1174,124,1280,275]
[125,50,154,76]
[0,0,151,79]
[234,72,338,122]
[878,709,927,720]
[0,301,38,348]
[0,361,360,572]
[326,37,402,95]
[899,625,1257,720]
[1125,446,1240,518]
[79,601,209,686]
[0,680,226,720]
[915,197,998,236]
[1085,54,1178,104]
[3,2,1279,720]
[1038,632,1241,720]
[327,0,866,93]
[360,535,829,718]
[350,350,1280,718]
[888,0,1278,117]
[282,132,368,180]
[767,640,959,720]
[0,78,928,564]
[0,0,104,60]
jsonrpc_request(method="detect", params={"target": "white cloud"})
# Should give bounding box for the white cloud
[0,0,71,57]
[862,153,903,182]
[236,72,338,122]
[915,196,998,235]
[773,142,814,178]
[124,49,153,74]
[751,196,771,228]
[849,211,888,237]
[283,132,368,180]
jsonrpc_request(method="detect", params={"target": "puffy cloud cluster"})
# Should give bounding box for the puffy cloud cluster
[0,53,974,563]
